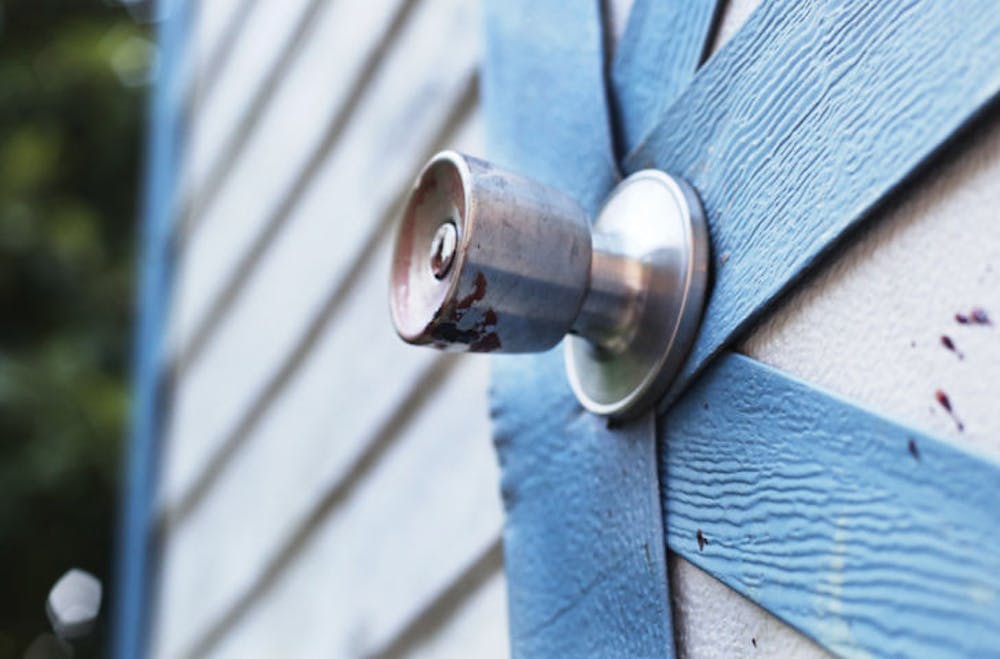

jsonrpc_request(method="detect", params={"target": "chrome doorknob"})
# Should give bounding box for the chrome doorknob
[389,151,709,418]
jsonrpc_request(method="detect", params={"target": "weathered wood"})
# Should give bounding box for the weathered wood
[619,0,1000,408]
[174,359,502,658]
[662,353,1000,657]
[611,0,721,154]
[158,0,479,511]
[483,0,731,654]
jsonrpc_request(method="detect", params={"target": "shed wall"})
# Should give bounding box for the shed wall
[150,1,1000,657]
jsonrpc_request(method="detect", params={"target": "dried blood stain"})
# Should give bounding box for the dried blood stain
[427,272,502,352]
[935,390,965,432]
[940,335,964,359]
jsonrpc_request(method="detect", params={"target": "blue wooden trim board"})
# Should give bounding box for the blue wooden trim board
[622,0,1000,408]
[486,0,1000,655]
[662,353,1000,657]
[611,0,720,155]
[483,0,721,655]
[113,1,190,657]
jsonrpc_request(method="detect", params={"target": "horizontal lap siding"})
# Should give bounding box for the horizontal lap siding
[173,0,316,223]
[207,361,503,658]
[151,1,505,657]
[169,0,410,359]
[160,0,478,508]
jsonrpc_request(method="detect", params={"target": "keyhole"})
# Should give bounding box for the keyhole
[429,221,458,279]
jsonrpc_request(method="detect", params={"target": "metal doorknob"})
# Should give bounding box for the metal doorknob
[389,151,709,418]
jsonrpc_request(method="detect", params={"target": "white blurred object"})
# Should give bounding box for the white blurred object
[46,569,102,641]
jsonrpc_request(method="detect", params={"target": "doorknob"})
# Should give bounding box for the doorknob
[389,151,709,419]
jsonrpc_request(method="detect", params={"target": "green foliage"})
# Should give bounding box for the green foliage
[0,0,148,655]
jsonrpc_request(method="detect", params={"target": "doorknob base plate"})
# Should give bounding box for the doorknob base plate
[565,170,709,419]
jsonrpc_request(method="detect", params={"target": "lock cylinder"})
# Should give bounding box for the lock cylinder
[390,150,709,418]
[390,151,592,354]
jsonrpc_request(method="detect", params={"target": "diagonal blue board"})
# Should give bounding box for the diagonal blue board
[620,0,1000,409]
[113,0,192,657]
[611,0,721,155]
[663,352,1000,657]
[482,0,722,655]
[487,0,1000,655]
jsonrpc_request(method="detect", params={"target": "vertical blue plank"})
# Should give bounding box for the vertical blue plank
[113,1,190,657]
[611,0,721,154]
[482,1,618,211]
[483,1,719,654]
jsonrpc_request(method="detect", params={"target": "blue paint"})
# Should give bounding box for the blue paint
[482,0,617,211]
[482,1,671,655]
[662,353,1000,657]
[113,2,191,657]
[489,0,1000,654]
[491,356,671,656]
[611,0,721,154]
[620,0,1000,409]
[483,1,718,655]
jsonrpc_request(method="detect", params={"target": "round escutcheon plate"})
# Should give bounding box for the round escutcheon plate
[565,170,709,419]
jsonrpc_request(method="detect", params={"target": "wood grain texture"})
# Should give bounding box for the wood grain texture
[661,352,1000,657]
[611,0,721,154]
[620,0,1000,409]
[483,0,723,654]
[483,1,672,655]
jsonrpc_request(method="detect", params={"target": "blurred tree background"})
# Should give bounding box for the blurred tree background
[0,0,151,655]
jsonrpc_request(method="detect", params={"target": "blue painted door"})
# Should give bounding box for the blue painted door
[482,1,1000,656]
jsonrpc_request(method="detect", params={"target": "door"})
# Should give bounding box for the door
[482,0,1000,656]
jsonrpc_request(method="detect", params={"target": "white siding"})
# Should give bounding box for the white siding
[152,1,503,657]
